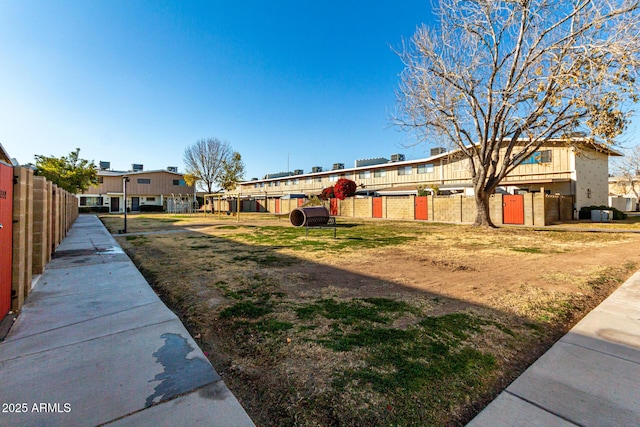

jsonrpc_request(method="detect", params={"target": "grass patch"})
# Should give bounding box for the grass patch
[296,298,414,325]
[219,301,273,319]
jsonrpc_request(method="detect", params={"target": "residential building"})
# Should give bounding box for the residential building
[608,175,639,211]
[78,163,193,212]
[231,138,620,212]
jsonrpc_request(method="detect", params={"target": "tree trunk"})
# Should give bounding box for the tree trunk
[473,189,496,228]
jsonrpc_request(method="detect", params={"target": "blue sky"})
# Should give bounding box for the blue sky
[1,1,637,182]
[0,0,436,180]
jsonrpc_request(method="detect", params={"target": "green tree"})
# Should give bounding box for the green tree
[35,148,98,194]
[395,0,640,227]
[219,152,246,192]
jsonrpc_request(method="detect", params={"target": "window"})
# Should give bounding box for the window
[520,150,552,165]
[138,178,151,184]
[79,196,103,207]
[293,178,300,184]
[146,197,156,202]
[285,180,291,186]
[172,179,186,186]
[358,170,371,179]
[315,177,322,183]
[329,174,338,182]
[397,166,412,176]
[373,169,386,178]
[274,181,280,187]
[254,183,260,188]
[417,164,434,174]
[98,177,104,184]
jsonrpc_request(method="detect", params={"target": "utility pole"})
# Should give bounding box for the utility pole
[122,176,130,233]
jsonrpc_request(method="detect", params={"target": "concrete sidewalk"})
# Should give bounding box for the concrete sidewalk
[468,270,640,426]
[0,215,255,427]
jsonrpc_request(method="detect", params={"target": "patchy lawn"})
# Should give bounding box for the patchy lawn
[100,213,640,426]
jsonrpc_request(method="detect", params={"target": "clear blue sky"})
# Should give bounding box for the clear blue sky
[0,0,437,180]
[1,1,637,182]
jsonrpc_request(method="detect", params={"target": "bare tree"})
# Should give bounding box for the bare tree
[395,0,640,227]
[612,145,640,208]
[183,138,231,194]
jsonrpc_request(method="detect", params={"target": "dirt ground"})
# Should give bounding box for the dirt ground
[101,214,640,426]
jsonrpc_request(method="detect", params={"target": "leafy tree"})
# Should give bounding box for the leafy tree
[333,178,357,200]
[219,152,246,192]
[183,137,231,193]
[395,0,640,227]
[35,148,98,194]
[183,172,199,188]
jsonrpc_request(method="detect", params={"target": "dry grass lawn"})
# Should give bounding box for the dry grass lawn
[100,213,640,426]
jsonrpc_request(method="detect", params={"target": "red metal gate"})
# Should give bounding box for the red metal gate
[503,195,524,225]
[275,198,281,214]
[329,198,338,216]
[297,198,305,207]
[0,163,13,318]
[372,197,383,218]
[415,196,428,220]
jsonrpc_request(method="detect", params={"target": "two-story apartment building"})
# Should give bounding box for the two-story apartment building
[78,163,193,213]
[233,138,620,212]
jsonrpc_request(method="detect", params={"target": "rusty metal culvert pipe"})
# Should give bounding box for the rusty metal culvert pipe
[289,206,330,227]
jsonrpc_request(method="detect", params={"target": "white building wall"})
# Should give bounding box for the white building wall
[574,149,609,210]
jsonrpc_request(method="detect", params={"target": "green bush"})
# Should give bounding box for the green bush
[578,205,627,220]
[79,206,109,213]
[139,204,164,212]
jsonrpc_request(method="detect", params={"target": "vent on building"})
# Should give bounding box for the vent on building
[311,166,323,173]
[99,161,110,170]
[332,163,344,170]
[167,166,178,173]
[132,164,144,172]
[354,157,389,168]
[293,169,304,175]
[390,154,405,162]
[430,147,446,156]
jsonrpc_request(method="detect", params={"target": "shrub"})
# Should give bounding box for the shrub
[578,205,627,220]
[140,204,164,212]
[319,186,335,200]
[79,206,109,213]
[334,178,357,200]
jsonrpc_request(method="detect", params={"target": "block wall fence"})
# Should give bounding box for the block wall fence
[11,166,78,313]
[204,193,573,226]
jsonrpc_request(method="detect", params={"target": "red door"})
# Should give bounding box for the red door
[275,198,281,214]
[503,195,524,225]
[0,163,13,318]
[297,198,305,207]
[372,197,383,218]
[415,196,428,220]
[329,198,338,216]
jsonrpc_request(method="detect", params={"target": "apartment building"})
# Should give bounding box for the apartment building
[233,138,620,211]
[78,163,193,212]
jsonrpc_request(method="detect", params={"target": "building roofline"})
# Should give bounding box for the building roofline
[241,137,621,185]
[98,169,185,177]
